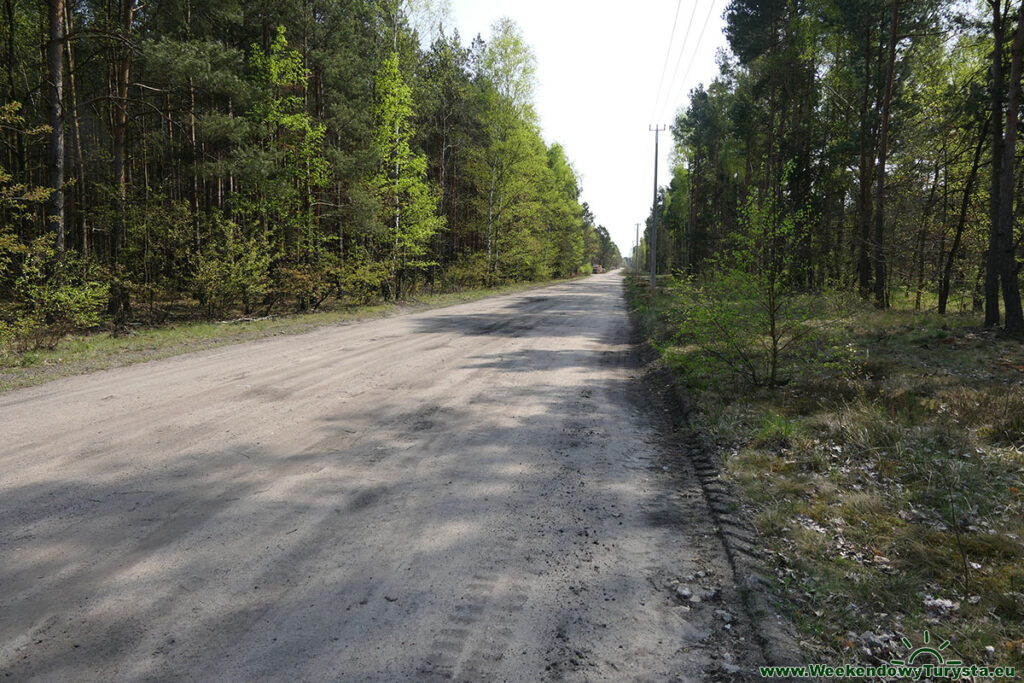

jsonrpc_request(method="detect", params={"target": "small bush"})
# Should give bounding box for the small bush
[194,219,271,316]
[335,246,387,305]
[664,184,858,389]
[276,251,342,312]
[0,236,109,353]
[668,273,853,388]
[440,253,488,291]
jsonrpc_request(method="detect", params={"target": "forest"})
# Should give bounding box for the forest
[627,0,1024,664]
[638,0,1024,335]
[0,0,620,350]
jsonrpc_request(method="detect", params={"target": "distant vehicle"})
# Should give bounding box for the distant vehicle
[593,265,605,274]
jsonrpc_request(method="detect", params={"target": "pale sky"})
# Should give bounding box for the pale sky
[447,0,731,257]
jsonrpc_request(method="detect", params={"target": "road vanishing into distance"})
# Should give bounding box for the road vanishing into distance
[1,272,773,681]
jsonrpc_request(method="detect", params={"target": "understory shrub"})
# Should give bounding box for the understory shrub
[194,219,272,317]
[0,236,109,353]
[667,180,855,388]
[440,253,489,291]
[335,246,388,304]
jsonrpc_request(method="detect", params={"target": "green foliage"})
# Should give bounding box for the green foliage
[194,219,272,317]
[275,260,335,312]
[440,253,489,290]
[121,200,197,314]
[1,101,106,352]
[336,245,388,304]
[1,2,599,344]
[275,237,348,311]
[668,185,852,387]
[754,412,798,449]
[0,238,108,353]
[0,104,53,219]
[0,104,53,271]
[234,25,331,259]
[544,143,584,277]
[653,0,998,317]
[252,26,330,190]
[477,18,536,112]
[590,224,622,270]
[372,50,445,298]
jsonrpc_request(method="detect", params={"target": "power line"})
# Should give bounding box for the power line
[650,0,685,120]
[656,0,701,119]
[671,0,719,111]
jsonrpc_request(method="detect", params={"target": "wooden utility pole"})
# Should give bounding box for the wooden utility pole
[649,124,665,287]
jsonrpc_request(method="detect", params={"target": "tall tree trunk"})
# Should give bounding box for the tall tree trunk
[998,0,1024,335]
[986,0,1006,327]
[939,117,987,314]
[856,28,874,297]
[486,162,496,272]
[5,0,24,180]
[189,78,200,234]
[914,159,940,310]
[764,11,779,203]
[873,0,899,309]
[4,0,13,104]
[112,0,136,256]
[46,0,65,256]
[64,1,88,256]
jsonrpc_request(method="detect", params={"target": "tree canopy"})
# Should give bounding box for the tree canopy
[0,2,620,346]
[642,0,1024,335]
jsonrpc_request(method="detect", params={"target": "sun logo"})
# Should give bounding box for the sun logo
[890,630,962,667]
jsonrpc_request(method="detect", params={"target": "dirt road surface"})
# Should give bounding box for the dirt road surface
[1,272,774,681]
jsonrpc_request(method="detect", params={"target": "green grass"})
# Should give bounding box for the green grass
[0,276,582,393]
[628,274,1024,668]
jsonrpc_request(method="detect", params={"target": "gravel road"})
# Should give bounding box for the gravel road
[1,271,771,681]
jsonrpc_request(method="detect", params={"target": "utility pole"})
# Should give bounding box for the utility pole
[635,222,640,278]
[649,125,666,287]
